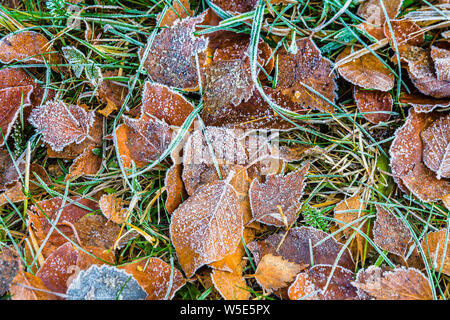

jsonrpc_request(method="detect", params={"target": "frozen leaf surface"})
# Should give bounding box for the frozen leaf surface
[431,46,450,82]
[159,0,192,27]
[170,180,243,277]
[65,146,102,181]
[99,193,128,224]
[354,87,393,124]
[0,247,19,296]
[67,265,147,300]
[209,0,258,14]
[337,47,394,91]
[249,164,309,226]
[165,164,187,214]
[421,229,450,276]
[29,100,95,152]
[353,266,433,300]
[288,265,358,300]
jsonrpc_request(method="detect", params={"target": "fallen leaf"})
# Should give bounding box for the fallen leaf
[288,265,358,300]
[170,180,243,277]
[66,265,147,300]
[211,261,249,300]
[276,38,337,112]
[165,164,187,214]
[249,164,309,226]
[422,229,450,276]
[255,254,307,292]
[10,270,56,300]
[400,92,450,113]
[353,266,433,300]
[140,81,194,126]
[97,70,128,117]
[139,14,208,90]
[0,148,23,192]
[373,205,412,259]
[65,146,102,181]
[0,31,61,68]
[337,47,394,91]
[99,193,128,224]
[29,100,96,152]
[357,0,403,40]
[383,19,424,49]
[120,258,186,300]
[431,45,450,82]
[159,0,193,27]
[354,87,393,124]
[389,108,450,204]
[209,0,258,14]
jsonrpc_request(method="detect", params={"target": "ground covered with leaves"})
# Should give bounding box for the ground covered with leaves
[0,0,449,300]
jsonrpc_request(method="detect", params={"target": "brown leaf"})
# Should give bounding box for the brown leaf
[97,70,127,117]
[337,47,394,91]
[248,226,355,274]
[0,247,20,296]
[0,31,61,68]
[288,265,358,300]
[431,45,450,82]
[74,214,135,250]
[29,100,96,152]
[389,108,450,204]
[383,19,424,48]
[421,114,450,179]
[119,258,186,300]
[399,46,450,98]
[249,164,309,227]
[255,254,307,292]
[10,270,56,300]
[373,205,412,258]
[141,81,194,126]
[116,114,172,168]
[0,148,23,192]
[165,164,187,214]
[170,180,243,277]
[65,146,102,181]
[99,193,128,224]
[277,38,337,112]
[400,92,450,113]
[159,0,192,27]
[35,242,78,295]
[211,261,249,300]
[422,229,450,276]
[139,14,208,90]
[353,266,433,300]
[357,0,402,40]
[354,87,393,124]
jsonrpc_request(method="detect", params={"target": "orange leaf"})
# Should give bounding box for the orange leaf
[99,193,128,224]
[422,229,450,276]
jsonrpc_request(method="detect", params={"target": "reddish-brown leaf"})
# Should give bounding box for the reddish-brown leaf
[0,247,20,295]
[337,47,394,91]
[139,14,208,90]
[10,270,56,300]
[422,229,450,276]
[209,0,258,14]
[0,148,24,192]
[97,70,128,117]
[400,92,450,113]
[383,19,424,48]
[288,265,359,300]
[249,164,309,226]
[141,82,194,126]
[119,258,186,300]
[29,100,96,152]
[170,180,243,277]
[165,164,188,214]
[353,266,433,300]
[99,193,128,224]
[159,0,193,27]
[357,0,403,40]
[276,38,337,112]
[431,45,450,82]
[65,146,102,181]
[354,86,393,124]
[373,205,412,258]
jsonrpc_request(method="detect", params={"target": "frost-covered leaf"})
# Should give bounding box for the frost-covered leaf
[97,70,128,117]
[421,112,450,179]
[10,270,56,300]
[65,146,102,181]
[337,47,394,91]
[209,0,258,14]
[288,265,358,300]
[170,180,243,277]
[357,0,403,40]
[276,38,337,112]
[165,164,187,214]
[399,46,450,98]
[35,242,78,295]
[249,164,309,227]
[383,19,424,48]
[400,92,450,113]
[211,261,249,300]
[0,247,19,296]
[354,87,393,124]
[0,31,61,67]
[422,229,450,276]
[353,266,433,300]
[141,82,194,126]
[389,108,450,204]
[99,193,128,224]
[29,100,95,152]
[61,46,86,78]
[373,205,412,258]
[255,254,307,292]
[159,0,192,27]
[139,14,208,90]
[182,127,247,195]
[431,45,450,82]
[0,148,24,192]
[67,265,147,300]
[119,258,186,300]
[248,226,355,294]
